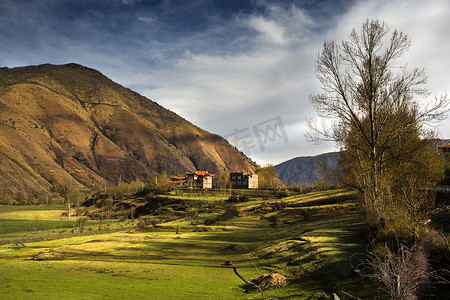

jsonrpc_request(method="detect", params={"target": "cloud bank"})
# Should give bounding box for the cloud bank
[0,0,448,165]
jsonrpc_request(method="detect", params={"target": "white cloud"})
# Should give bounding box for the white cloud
[3,0,447,165]
[248,16,286,45]
[137,16,155,24]
[104,0,450,165]
[328,0,450,137]
[117,4,330,165]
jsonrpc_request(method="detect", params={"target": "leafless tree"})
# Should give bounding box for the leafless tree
[308,19,448,229]
[365,242,430,300]
[33,214,41,235]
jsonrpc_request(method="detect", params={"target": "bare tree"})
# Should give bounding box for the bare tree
[33,214,41,235]
[308,19,448,229]
[364,242,430,300]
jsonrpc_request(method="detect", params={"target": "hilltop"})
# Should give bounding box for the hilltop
[0,64,256,196]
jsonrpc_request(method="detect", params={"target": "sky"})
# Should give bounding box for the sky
[1,0,449,165]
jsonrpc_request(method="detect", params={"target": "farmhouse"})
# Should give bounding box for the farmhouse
[230,172,258,189]
[170,171,214,189]
[186,171,213,189]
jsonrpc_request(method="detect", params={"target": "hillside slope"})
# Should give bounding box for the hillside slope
[0,64,256,196]
[275,152,338,187]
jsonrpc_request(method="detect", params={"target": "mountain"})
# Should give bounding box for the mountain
[275,152,339,187]
[277,139,450,188]
[0,63,257,196]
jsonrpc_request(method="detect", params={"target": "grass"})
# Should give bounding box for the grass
[167,189,231,201]
[0,189,377,299]
[0,205,132,242]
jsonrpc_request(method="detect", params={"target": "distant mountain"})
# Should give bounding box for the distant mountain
[276,139,450,188]
[0,64,257,196]
[275,152,339,187]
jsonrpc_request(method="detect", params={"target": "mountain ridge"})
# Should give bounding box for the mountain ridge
[0,63,257,196]
[275,138,450,187]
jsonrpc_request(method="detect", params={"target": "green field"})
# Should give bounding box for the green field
[0,189,377,299]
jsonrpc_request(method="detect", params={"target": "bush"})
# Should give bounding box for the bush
[421,229,450,270]
[366,241,431,300]
[227,194,239,203]
[203,206,240,225]
[222,206,239,220]
[267,215,280,227]
[239,195,249,202]
[136,217,158,229]
[275,191,288,198]
[203,218,217,225]
[226,194,249,203]
[77,216,89,233]
[0,194,13,205]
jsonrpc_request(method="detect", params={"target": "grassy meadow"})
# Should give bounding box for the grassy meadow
[0,189,378,299]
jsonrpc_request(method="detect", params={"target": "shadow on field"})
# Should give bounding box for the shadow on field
[26,189,373,298]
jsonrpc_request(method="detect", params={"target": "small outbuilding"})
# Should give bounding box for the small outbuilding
[230,172,258,189]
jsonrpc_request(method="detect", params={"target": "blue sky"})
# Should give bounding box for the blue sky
[1,0,449,165]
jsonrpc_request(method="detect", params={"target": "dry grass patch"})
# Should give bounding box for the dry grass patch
[248,273,287,289]
[0,209,66,220]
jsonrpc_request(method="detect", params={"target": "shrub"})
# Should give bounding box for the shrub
[0,194,13,205]
[267,215,280,227]
[366,242,431,300]
[222,206,239,220]
[227,194,239,203]
[239,195,249,202]
[421,229,450,270]
[136,217,158,229]
[77,216,89,233]
[203,218,217,225]
[203,206,240,225]
[226,194,249,203]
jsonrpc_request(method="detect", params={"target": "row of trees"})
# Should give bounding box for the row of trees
[1,166,285,206]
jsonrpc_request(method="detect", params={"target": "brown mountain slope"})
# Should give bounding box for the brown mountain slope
[0,63,256,196]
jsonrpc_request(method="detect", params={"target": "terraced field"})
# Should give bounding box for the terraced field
[0,189,377,299]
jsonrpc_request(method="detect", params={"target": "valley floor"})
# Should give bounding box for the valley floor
[0,189,377,299]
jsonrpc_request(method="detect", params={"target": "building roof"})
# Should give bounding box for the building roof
[438,143,450,149]
[186,171,214,176]
[169,180,187,184]
[230,172,256,177]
